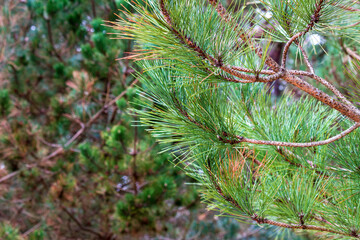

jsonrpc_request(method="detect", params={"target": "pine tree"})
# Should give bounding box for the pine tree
[113,0,360,238]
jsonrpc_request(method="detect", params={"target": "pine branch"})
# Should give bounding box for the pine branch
[232,122,360,147]
[159,0,285,83]
[206,153,352,237]
[289,70,357,109]
[114,1,360,238]
[251,214,358,238]
[207,0,360,122]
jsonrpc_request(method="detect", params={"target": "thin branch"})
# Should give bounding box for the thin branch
[233,122,360,147]
[282,72,360,122]
[343,46,360,62]
[207,154,350,238]
[62,206,103,238]
[276,147,330,177]
[251,214,356,238]
[172,74,360,149]
[313,214,334,226]
[132,113,139,195]
[0,170,20,184]
[207,0,281,72]
[332,2,360,12]
[298,45,314,74]
[91,0,97,18]
[289,70,358,110]
[45,18,64,63]
[22,222,42,237]
[206,159,243,210]
[282,0,324,67]
[332,21,360,29]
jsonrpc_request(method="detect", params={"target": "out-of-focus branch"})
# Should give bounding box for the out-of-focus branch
[41,79,139,161]
[61,206,103,238]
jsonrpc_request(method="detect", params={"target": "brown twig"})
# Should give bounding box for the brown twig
[298,45,314,74]
[45,18,64,63]
[0,170,20,184]
[251,214,355,238]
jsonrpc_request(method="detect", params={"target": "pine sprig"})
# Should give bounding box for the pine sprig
[113,0,360,238]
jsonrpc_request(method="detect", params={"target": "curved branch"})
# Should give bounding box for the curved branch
[282,32,305,68]
[289,70,358,109]
[282,0,325,67]
[234,122,360,147]
[251,214,357,238]
[282,72,360,122]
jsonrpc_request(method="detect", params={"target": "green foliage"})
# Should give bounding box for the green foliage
[113,0,360,239]
[0,222,22,240]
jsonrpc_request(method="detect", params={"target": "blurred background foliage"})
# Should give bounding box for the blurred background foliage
[0,0,313,239]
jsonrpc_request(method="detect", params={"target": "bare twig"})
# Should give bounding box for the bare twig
[22,222,42,237]
[62,206,103,238]
[0,170,20,184]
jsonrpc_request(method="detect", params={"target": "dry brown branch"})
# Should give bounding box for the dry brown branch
[0,170,20,184]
